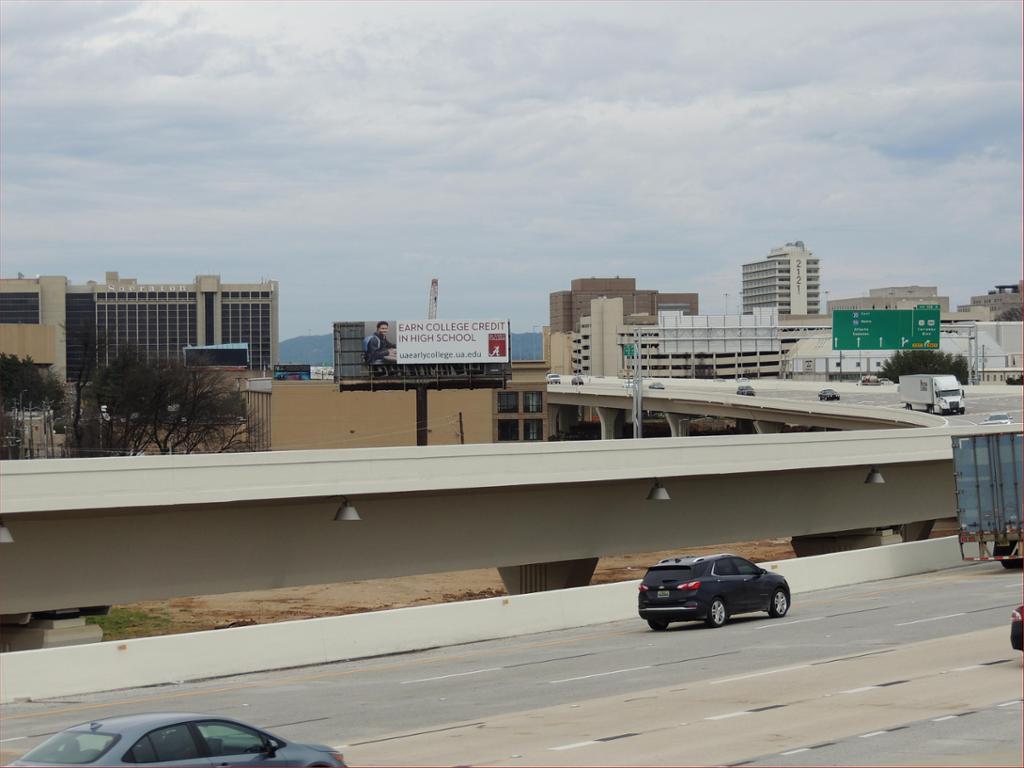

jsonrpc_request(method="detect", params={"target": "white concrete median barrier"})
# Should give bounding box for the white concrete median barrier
[0,536,966,703]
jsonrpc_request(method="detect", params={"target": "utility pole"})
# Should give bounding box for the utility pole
[632,328,643,439]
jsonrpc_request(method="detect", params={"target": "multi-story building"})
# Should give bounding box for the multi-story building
[549,277,698,334]
[827,286,950,313]
[741,242,820,315]
[957,282,1023,320]
[0,272,278,378]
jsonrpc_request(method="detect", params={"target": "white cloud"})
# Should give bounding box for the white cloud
[1,0,1020,336]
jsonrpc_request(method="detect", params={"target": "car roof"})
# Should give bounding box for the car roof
[650,553,736,567]
[67,712,237,732]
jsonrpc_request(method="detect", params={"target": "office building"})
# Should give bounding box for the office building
[549,277,698,334]
[0,272,278,378]
[742,242,820,315]
[827,286,950,313]
[957,282,1023,319]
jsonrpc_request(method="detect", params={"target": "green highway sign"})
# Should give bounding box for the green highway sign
[832,308,940,351]
[623,343,636,356]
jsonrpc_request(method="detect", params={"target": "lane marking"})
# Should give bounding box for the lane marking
[756,616,824,629]
[549,741,598,751]
[932,715,958,722]
[401,667,501,684]
[347,721,485,747]
[860,730,887,738]
[951,665,982,672]
[780,748,810,755]
[549,665,651,684]
[705,710,751,721]
[998,700,1022,707]
[841,685,879,694]
[896,612,964,626]
[711,665,809,684]
[0,737,27,744]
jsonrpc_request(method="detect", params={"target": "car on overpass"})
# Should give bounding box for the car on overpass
[736,384,756,396]
[637,553,790,630]
[982,413,1012,426]
[818,388,840,401]
[10,713,347,767]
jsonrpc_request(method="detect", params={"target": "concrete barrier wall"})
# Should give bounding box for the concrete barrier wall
[0,536,966,703]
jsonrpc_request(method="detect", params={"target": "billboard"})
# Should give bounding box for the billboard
[396,319,509,364]
[184,343,249,369]
[273,364,312,381]
[333,319,511,389]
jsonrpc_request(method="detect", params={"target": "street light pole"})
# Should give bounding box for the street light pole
[632,328,643,439]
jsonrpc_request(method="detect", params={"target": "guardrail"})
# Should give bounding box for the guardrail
[0,537,966,703]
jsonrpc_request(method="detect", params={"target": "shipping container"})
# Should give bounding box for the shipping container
[953,432,1022,566]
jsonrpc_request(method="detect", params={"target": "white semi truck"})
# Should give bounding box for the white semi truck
[898,374,965,415]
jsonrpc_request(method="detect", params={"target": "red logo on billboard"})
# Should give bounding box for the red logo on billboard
[488,334,507,358]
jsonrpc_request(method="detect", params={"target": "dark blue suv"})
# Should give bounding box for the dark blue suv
[638,553,791,630]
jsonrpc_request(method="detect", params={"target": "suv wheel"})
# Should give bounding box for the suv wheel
[647,618,669,631]
[704,597,728,628]
[768,589,789,617]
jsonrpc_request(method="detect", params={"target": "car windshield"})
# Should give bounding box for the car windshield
[21,731,121,765]
[937,389,961,398]
[987,414,1010,421]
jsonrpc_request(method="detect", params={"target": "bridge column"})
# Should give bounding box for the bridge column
[735,418,755,434]
[497,557,599,595]
[899,519,936,542]
[753,420,783,434]
[596,407,625,440]
[548,404,580,439]
[791,527,902,557]
[664,413,690,437]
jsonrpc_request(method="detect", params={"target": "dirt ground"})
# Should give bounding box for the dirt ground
[118,538,797,638]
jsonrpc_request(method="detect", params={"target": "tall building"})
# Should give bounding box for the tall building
[549,277,698,334]
[0,272,278,378]
[741,242,820,315]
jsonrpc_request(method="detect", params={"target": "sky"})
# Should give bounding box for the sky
[2,1,1021,340]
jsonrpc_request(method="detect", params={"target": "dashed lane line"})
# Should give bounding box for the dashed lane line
[895,612,965,626]
[549,665,652,684]
[401,667,501,684]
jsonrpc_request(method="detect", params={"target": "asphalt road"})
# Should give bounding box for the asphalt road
[2,563,1021,765]
[750,384,1022,427]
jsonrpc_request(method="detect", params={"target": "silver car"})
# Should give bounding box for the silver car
[982,413,1012,426]
[11,712,346,767]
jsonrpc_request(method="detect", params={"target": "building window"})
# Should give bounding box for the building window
[497,391,519,413]
[523,419,544,441]
[523,391,544,413]
[497,420,519,441]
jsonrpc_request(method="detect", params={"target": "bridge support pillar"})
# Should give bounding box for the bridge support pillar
[664,413,690,437]
[596,407,624,440]
[899,519,936,542]
[498,557,599,594]
[736,418,755,434]
[548,404,580,439]
[0,616,102,652]
[753,420,783,434]
[791,528,902,557]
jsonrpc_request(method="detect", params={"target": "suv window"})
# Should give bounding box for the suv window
[732,557,761,576]
[643,566,694,585]
[712,558,738,576]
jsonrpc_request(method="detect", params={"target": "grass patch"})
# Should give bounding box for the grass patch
[86,608,173,640]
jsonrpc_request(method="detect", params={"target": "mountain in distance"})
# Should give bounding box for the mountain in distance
[278,332,544,365]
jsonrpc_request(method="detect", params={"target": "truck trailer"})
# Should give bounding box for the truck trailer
[898,374,965,415]
[953,432,1022,568]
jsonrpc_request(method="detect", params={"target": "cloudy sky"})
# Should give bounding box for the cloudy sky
[2,1,1021,339]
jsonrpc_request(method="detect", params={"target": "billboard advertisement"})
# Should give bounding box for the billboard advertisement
[395,319,510,364]
[351,319,510,367]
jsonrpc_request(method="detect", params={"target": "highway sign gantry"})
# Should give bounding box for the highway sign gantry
[832,307,940,350]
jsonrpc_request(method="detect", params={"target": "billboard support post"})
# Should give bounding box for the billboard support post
[416,387,428,447]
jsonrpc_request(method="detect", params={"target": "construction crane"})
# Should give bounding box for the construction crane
[427,278,438,319]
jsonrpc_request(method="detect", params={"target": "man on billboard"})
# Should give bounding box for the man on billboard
[363,321,397,365]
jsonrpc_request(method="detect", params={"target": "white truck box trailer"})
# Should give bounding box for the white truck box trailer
[898,374,965,415]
